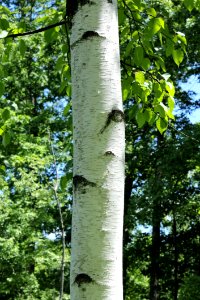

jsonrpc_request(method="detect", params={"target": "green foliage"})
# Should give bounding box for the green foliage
[119,0,188,133]
[0,1,200,300]
[0,2,72,298]
[184,0,200,11]
[179,275,200,300]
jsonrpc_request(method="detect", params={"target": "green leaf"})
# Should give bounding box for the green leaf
[19,40,26,56]
[141,88,150,102]
[155,103,165,118]
[156,117,168,134]
[132,82,143,99]
[153,82,164,102]
[128,104,138,120]
[168,96,175,111]
[166,109,175,120]
[55,56,65,71]
[0,82,5,97]
[118,8,126,25]
[60,175,67,191]
[44,28,58,43]
[0,30,8,38]
[159,32,163,46]
[148,17,165,36]
[129,0,143,10]
[122,77,132,101]
[165,81,175,96]
[141,58,151,70]
[2,108,10,121]
[0,66,4,79]
[172,49,184,66]
[165,39,174,57]
[66,85,71,97]
[17,21,26,32]
[62,44,68,54]
[160,102,175,120]
[125,40,135,57]
[135,71,145,84]
[59,80,67,94]
[2,132,11,147]
[123,88,129,101]
[184,0,195,11]
[133,12,142,20]
[0,19,10,30]
[147,8,157,17]
[155,57,166,72]
[0,165,6,175]
[176,32,187,45]
[63,103,71,116]
[136,109,146,128]
[144,108,153,123]
[62,65,71,81]
[0,5,11,14]
[134,46,144,66]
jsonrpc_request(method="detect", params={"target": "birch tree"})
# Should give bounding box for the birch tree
[67,0,125,299]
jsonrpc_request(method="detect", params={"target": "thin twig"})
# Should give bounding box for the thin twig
[48,130,65,300]
[5,20,66,39]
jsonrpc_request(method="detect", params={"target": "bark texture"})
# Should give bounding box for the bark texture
[70,1,125,299]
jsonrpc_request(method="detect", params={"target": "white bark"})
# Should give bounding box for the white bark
[70,1,125,299]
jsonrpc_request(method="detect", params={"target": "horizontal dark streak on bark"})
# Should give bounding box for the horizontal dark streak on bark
[71,31,105,49]
[82,30,100,39]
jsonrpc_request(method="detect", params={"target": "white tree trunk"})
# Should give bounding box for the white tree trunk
[70,1,125,299]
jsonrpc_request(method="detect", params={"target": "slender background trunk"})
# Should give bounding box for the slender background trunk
[123,175,133,299]
[150,202,161,300]
[173,211,178,300]
[69,1,125,299]
[149,135,163,300]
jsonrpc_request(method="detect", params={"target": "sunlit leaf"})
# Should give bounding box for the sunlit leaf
[172,49,184,66]
[156,117,168,134]
[135,71,145,84]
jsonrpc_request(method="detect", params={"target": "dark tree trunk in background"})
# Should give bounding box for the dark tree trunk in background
[150,135,164,300]
[123,175,133,299]
[150,202,161,300]
[173,211,178,300]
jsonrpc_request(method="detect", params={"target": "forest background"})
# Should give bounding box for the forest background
[0,0,200,299]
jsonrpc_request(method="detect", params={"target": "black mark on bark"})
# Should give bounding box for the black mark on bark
[74,273,93,287]
[104,151,115,156]
[73,175,96,192]
[107,0,113,3]
[71,31,105,49]
[66,0,95,19]
[100,109,125,134]
[82,31,100,39]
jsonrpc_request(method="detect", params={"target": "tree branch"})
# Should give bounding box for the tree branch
[6,20,66,39]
